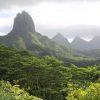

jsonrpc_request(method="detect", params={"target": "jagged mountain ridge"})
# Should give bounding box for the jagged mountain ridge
[71,36,100,50]
[0,11,98,61]
[11,10,35,34]
[0,11,36,50]
[53,33,100,50]
[52,24,100,50]
[0,11,76,60]
[52,34,100,58]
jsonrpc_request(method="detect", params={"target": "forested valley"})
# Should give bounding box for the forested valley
[0,45,100,100]
[0,9,100,100]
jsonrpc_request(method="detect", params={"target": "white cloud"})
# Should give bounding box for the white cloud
[0,1,100,39]
[0,0,99,9]
[0,17,13,27]
[28,2,100,38]
[28,2,100,27]
[0,32,6,36]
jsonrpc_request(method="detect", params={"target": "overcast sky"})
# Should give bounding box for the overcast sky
[0,0,100,41]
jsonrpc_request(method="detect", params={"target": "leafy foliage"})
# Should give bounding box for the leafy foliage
[0,44,100,100]
[0,80,42,100]
[66,83,100,100]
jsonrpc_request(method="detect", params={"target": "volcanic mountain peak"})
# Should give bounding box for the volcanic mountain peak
[52,33,69,47]
[11,10,35,34]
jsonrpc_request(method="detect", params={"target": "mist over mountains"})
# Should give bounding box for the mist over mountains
[0,1,100,100]
[0,11,77,61]
[0,10,100,61]
[53,30,100,50]
[65,25,100,39]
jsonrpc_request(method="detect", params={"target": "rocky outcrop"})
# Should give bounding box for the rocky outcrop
[10,10,35,34]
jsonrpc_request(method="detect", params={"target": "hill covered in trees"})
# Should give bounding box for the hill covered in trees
[0,11,97,63]
[0,11,100,100]
[0,81,42,100]
[0,44,100,100]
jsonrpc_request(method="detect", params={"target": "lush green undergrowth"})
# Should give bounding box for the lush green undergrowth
[0,44,100,100]
[0,81,42,100]
[67,83,100,100]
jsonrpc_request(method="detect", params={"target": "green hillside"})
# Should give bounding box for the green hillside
[0,11,96,66]
[0,11,100,100]
[0,44,100,100]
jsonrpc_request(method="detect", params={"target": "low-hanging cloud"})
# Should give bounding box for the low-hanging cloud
[0,0,100,39]
[37,25,100,38]
[0,0,100,9]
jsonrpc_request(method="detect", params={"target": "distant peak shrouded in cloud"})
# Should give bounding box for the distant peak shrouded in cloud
[65,25,100,38]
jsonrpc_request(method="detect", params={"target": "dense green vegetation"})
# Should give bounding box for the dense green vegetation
[0,81,42,100]
[67,83,100,100]
[0,44,100,100]
[0,28,96,67]
[0,11,100,100]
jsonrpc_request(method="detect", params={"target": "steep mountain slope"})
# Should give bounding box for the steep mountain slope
[70,36,100,50]
[52,32,100,51]
[0,11,35,50]
[71,36,89,50]
[0,11,96,61]
[60,25,100,50]
[52,33,70,47]
[0,11,74,59]
[65,25,100,50]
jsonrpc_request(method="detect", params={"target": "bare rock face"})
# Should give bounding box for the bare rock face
[11,10,35,34]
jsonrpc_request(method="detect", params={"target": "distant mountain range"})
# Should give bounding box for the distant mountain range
[0,11,77,61]
[0,10,100,64]
[52,33,100,50]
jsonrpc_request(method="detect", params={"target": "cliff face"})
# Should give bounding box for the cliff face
[0,11,72,59]
[11,10,35,34]
[0,11,97,60]
[0,11,36,49]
